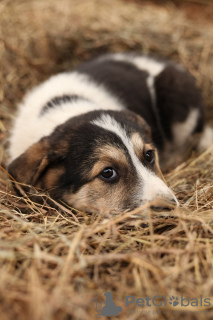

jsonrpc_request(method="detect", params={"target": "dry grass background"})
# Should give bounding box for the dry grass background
[0,0,213,319]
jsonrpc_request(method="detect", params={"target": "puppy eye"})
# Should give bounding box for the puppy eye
[144,150,155,164]
[99,167,118,182]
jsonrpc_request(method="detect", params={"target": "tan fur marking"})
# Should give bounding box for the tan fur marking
[136,115,152,139]
[89,145,128,178]
[43,166,65,190]
[131,132,144,158]
[8,137,69,187]
[130,135,163,180]
[144,143,165,181]
[8,139,49,185]
[154,151,165,181]
[63,178,131,213]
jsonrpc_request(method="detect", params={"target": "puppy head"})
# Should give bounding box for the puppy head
[8,110,178,212]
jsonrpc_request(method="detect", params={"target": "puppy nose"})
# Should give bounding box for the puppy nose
[151,197,179,212]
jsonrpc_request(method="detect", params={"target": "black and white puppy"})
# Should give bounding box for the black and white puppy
[8,53,213,212]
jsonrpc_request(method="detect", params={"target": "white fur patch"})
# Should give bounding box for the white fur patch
[172,108,199,147]
[198,126,213,152]
[146,76,156,107]
[9,72,124,161]
[132,56,165,78]
[92,114,178,205]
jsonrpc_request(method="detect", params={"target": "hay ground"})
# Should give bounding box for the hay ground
[1,0,213,319]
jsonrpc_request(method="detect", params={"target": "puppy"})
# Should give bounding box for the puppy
[7,53,212,212]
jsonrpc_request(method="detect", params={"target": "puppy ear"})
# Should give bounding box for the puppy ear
[8,138,67,187]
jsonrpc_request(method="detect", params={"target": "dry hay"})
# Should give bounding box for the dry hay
[0,0,213,319]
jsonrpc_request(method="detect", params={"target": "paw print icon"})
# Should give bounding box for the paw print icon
[169,296,179,307]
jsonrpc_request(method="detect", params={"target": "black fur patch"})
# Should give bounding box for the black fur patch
[76,59,165,149]
[40,94,89,116]
[75,55,205,149]
[154,65,205,140]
